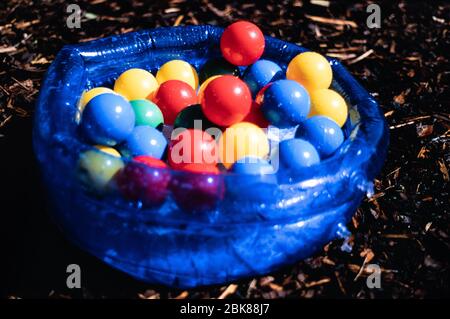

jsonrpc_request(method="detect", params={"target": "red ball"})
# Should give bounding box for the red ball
[168,129,218,169]
[254,83,273,105]
[152,80,197,124]
[170,164,224,212]
[201,75,252,127]
[116,155,170,207]
[220,21,265,66]
[243,101,269,128]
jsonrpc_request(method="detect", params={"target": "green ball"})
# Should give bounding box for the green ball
[199,58,241,84]
[173,104,216,131]
[130,99,164,128]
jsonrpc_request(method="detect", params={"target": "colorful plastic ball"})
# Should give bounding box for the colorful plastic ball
[286,52,332,92]
[197,75,221,103]
[78,148,124,193]
[156,59,199,90]
[231,156,275,175]
[295,116,344,158]
[81,93,135,146]
[254,83,273,105]
[116,155,170,207]
[308,89,348,127]
[261,79,310,128]
[170,164,224,212]
[277,138,320,170]
[173,104,216,131]
[121,125,167,159]
[80,87,114,109]
[219,122,270,169]
[113,68,158,100]
[77,88,115,124]
[242,60,283,96]
[201,75,252,127]
[199,58,240,84]
[95,145,121,157]
[243,101,269,128]
[168,129,218,169]
[220,20,265,66]
[228,156,276,201]
[152,80,197,125]
[130,99,164,128]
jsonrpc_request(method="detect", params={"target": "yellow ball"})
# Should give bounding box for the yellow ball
[197,75,221,102]
[308,89,348,127]
[219,122,270,169]
[80,87,114,108]
[94,145,121,157]
[78,148,124,192]
[114,68,158,100]
[156,60,199,90]
[77,87,115,123]
[286,52,333,92]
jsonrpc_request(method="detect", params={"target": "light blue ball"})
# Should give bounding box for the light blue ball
[121,125,167,159]
[242,60,283,96]
[295,116,344,159]
[81,93,135,146]
[261,80,310,128]
[278,138,320,170]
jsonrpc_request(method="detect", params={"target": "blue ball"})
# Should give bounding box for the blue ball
[121,125,167,159]
[242,60,283,96]
[295,116,344,159]
[277,138,320,170]
[81,93,135,146]
[231,156,276,176]
[228,157,277,201]
[261,80,310,128]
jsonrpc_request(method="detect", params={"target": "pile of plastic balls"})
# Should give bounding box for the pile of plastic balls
[77,20,348,210]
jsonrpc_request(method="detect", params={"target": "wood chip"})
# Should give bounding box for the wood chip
[382,234,412,239]
[334,271,346,295]
[268,282,283,292]
[438,159,449,181]
[384,110,394,117]
[417,146,429,159]
[416,124,434,137]
[173,15,184,26]
[174,291,189,299]
[322,256,336,266]
[360,248,375,264]
[218,284,238,299]
[310,0,330,7]
[0,46,17,54]
[304,278,331,288]
[327,53,357,60]
[305,14,358,28]
[348,49,374,64]
[165,7,180,14]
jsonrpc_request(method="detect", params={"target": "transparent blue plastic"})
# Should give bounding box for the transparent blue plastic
[33,25,389,288]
